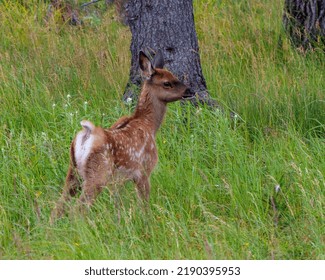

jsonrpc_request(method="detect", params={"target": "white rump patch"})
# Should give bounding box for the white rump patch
[74,121,95,177]
[80,120,95,132]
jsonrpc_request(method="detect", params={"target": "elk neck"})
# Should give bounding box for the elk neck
[133,83,167,136]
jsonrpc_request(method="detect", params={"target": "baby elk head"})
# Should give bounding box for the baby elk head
[139,50,194,103]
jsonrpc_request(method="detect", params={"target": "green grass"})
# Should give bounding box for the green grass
[0,0,324,259]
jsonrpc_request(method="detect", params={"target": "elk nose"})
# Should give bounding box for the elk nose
[183,88,195,99]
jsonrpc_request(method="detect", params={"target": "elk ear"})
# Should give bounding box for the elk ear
[152,50,164,69]
[139,51,154,79]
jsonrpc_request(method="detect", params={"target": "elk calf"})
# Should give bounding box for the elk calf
[51,51,193,220]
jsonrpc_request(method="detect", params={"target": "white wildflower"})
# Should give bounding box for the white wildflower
[275,184,280,193]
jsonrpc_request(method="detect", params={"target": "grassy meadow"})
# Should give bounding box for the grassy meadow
[0,0,324,259]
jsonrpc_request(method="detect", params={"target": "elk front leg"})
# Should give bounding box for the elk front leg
[134,174,151,201]
[50,165,81,223]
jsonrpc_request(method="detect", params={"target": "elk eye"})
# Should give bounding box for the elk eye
[163,82,172,88]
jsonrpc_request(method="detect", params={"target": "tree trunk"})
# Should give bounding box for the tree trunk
[283,0,325,51]
[123,0,215,106]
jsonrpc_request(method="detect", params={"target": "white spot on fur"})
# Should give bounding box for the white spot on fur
[134,144,145,159]
[133,170,142,180]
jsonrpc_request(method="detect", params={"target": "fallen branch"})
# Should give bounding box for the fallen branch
[81,0,102,8]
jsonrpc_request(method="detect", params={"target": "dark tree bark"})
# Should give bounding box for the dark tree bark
[123,0,216,106]
[283,0,325,51]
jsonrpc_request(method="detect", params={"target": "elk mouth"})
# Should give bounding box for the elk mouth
[182,88,196,100]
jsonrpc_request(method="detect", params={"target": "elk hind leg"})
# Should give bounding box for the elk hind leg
[76,160,111,213]
[50,165,81,223]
